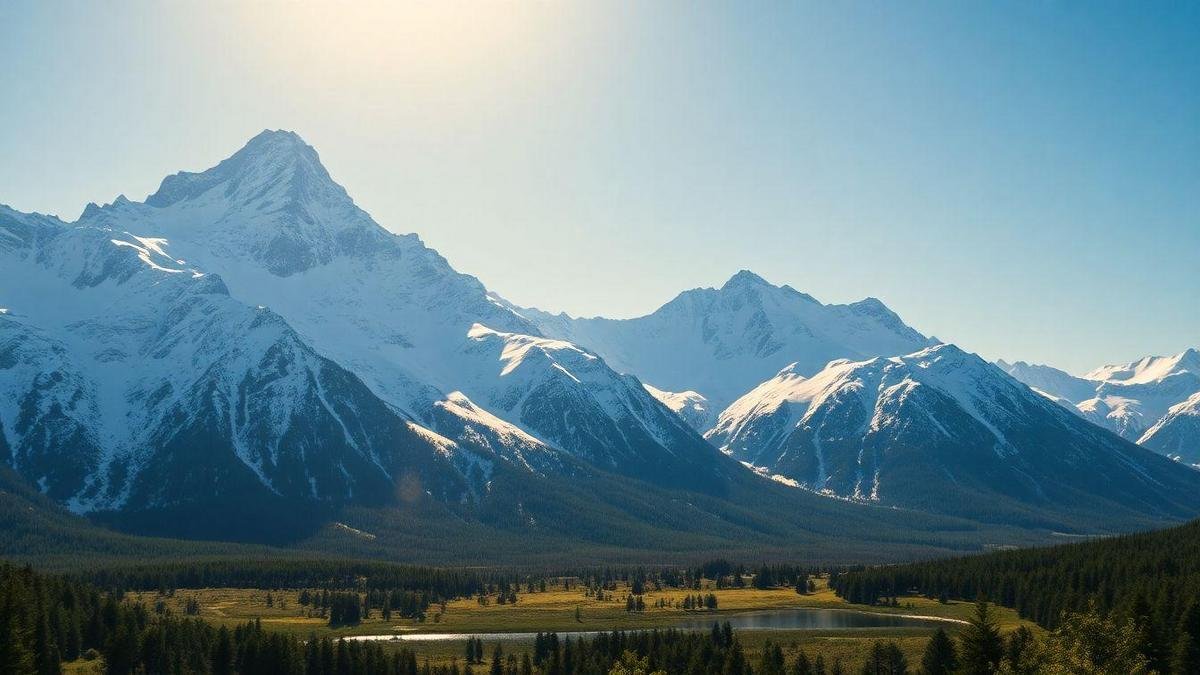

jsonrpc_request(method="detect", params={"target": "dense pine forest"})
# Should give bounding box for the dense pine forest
[833,518,1200,673]
[0,562,424,674]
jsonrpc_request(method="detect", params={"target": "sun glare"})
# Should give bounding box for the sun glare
[233,1,555,86]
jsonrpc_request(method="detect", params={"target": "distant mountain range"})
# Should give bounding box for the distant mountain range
[705,345,1199,528]
[999,350,1200,465]
[504,270,936,418]
[2,130,1197,561]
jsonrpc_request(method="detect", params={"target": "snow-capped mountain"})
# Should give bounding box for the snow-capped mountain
[456,325,734,490]
[0,206,470,522]
[1140,392,1200,466]
[508,270,937,421]
[707,343,1200,527]
[994,360,1098,405]
[1084,349,1200,385]
[643,385,715,432]
[4,130,736,508]
[5,129,1200,546]
[1137,391,1200,466]
[998,350,1200,460]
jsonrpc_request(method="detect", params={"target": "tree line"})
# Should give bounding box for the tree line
[82,559,494,597]
[831,518,1200,673]
[0,562,432,674]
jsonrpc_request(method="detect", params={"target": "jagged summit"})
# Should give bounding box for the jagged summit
[1002,347,1200,454]
[5,133,1200,548]
[68,130,394,277]
[146,129,335,210]
[721,269,771,289]
[516,271,933,412]
[705,269,820,303]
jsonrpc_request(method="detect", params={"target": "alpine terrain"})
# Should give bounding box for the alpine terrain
[2,130,1199,558]
[999,349,1200,465]
[706,344,1200,529]
[508,270,937,421]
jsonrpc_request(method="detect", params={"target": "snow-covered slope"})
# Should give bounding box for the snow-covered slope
[7,130,1200,541]
[509,270,936,416]
[994,360,1097,404]
[0,208,472,520]
[57,130,737,492]
[1085,349,1200,385]
[707,344,1200,526]
[453,325,733,489]
[999,350,1200,458]
[1139,392,1200,466]
[642,385,714,432]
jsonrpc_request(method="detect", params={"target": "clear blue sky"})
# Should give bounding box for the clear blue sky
[2,1,1197,374]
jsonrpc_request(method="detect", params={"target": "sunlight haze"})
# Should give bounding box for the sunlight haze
[2,0,1196,374]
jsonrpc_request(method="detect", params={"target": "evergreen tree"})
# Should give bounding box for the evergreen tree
[1001,626,1039,675]
[789,650,813,675]
[32,613,60,675]
[860,641,906,675]
[213,625,234,675]
[0,599,34,675]
[759,640,785,675]
[920,628,957,675]
[1171,632,1200,675]
[958,600,1003,674]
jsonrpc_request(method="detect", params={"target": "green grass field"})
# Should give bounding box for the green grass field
[126,576,1034,669]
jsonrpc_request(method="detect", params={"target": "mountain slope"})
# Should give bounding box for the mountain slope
[508,270,935,417]
[1139,391,1200,465]
[5,129,1199,554]
[643,385,715,431]
[1085,349,1200,385]
[1000,350,1200,458]
[455,324,736,491]
[707,344,1200,530]
[0,205,474,540]
[69,130,736,492]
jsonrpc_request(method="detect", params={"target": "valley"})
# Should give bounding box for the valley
[123,577,1012,639]
[5,2,1197,672]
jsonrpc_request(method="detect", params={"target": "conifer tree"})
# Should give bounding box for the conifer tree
[920,628,958,675]
[958,600,1003,674]
[1172,632,1200,675]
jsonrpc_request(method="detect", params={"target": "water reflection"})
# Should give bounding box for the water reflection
[345,607,952,642]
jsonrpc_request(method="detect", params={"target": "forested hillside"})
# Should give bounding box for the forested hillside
[832,518,1200,672]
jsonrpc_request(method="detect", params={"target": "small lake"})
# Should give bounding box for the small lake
[674,608,957,631]
[345,607,958,643]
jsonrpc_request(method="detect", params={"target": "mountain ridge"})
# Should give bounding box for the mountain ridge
[1000,349,1200,463]
[705,342,1200,529]
[3,129,1199,556]
[505,269,937,418]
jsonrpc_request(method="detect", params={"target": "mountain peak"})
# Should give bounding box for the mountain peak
[721,269,771,290]
[1085,346,1200,384]
[239,129,316,161]
[145,129,333,209]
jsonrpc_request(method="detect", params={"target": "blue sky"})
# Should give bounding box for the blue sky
[1,1,1196,373]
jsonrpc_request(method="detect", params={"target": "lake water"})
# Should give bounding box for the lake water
[345,607,957,643]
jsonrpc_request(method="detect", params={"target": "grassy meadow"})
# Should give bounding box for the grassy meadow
[125,576,1034,670]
